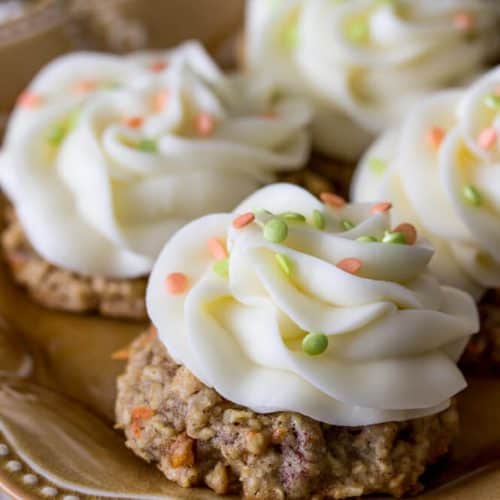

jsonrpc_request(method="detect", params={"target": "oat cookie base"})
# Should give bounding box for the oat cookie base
[116,331,459,500]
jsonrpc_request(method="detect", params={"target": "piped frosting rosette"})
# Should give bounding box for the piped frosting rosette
[352,66,500,300]
[147,184,478,426]
[246,0,500,160]
[0,42,311,278]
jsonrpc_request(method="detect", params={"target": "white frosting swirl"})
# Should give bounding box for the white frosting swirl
[147,184,478,426]
[0,42,311,278]
[353,66,500,299]
[246,0,500,160]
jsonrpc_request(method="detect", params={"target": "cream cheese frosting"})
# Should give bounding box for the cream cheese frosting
[352,66,500,300]
[147,183,478,426]
[0,41,311,278]
[245,0,500,160]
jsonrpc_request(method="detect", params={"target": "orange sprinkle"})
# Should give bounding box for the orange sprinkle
[426,127,445,150]
[477,127,497,150]
[165,272,188,295]
[150,60,168,72]
[195,112,216,137]
[72,80,97,95]
[320,192,346,208]
[261,111,277,119]
[337,258,362,275]
[123,116,144,128]
[371,202,392,215]
[111,346,130,360]
[233,212,255,229]
[207,237,228,260]
[148,325,158,339]
[453,11,474,31]
[153,89,170,112]
[17,91,42,108]
[131,406,154,437]
[394,223,418,246]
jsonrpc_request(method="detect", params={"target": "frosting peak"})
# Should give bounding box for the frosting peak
[352,66,500,299]
[1,42,311,278]
[147,184,478,426]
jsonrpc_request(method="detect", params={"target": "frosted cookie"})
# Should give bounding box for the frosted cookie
[245,0,500,161]
[0,42,311,318]
[352,66,500,365]
[116,184,478,498]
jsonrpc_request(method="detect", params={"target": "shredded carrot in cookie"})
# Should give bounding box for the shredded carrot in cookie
[131,406,154,437]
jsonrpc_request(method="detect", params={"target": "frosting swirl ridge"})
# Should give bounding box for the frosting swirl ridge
[147,184,478,426]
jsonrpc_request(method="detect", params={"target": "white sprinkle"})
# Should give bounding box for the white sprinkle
[41,486,59,497]
[6,460,22,472]
[63,496,80,500]
[23,473,38,485]
[0,444,8,456]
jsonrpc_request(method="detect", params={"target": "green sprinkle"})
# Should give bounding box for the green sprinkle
[213,258,229,278]
[382,231,406,245]
[263,218,289,243]
[302,333,329,356]
[462,185,482,206]
[275,253,293,276]
[66,109,80,132]
[368,157,387,174]
[341,219,355,230]
[47,123,66,147]
[100,81,119,90]
[484,94,500,110]
[279,212,306,222]
[254,208,273,216]
[312,210,326,230]
[137,139,157,153]
[347,19,369,43]
[283,24,298,48]
[357,235,378,243]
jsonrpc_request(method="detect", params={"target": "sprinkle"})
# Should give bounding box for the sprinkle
[302,333,329,356]
[341,219,355,230]
[312,210,326,230]
[261,111,277,119]
[426,127,445,150]
[153,89,170,112]
[72,80,96,94]
[382,231,406,245]
[275,253,293,276]
[477,127,497,150]
[123,116,144,128]
[484,94,500,110]
[453,11,474,31]
[320,192,346,208]
[150,60,168,72]
[17,91,42,108]
[111,346,130,360]
[393,223,417,245]
[100,81,119,90]
[357,236,378,243]
[66,109,81,131]
[207,237,228,260]
[213,258,229,278]
[279,212,306,222]
[336,258,362,275]
[462,185,482,206]
[283,24,298,48]
[47,123,66,147]
[347,19,369,43]
[264,218,289,243]
[254,208,273,216]
[165,273,188,295]
[233,212,255,229]
[195,112,216,137]
[137,139,157,153]
[368,157,387,174]
[371,202,392,215]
